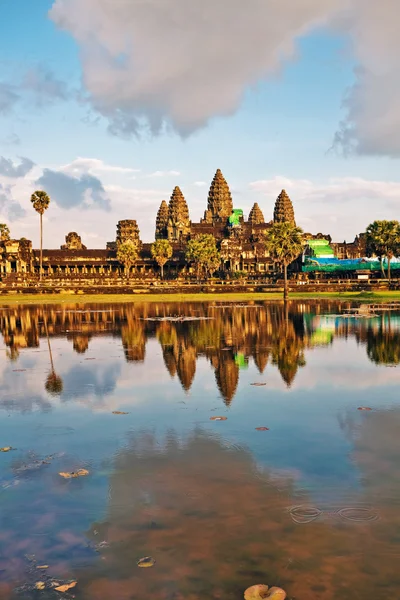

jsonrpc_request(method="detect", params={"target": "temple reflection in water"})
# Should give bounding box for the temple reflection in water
[1,301,400,405]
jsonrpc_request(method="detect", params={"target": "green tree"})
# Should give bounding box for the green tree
[0,224,10,241]
[185,234,220,280]
[117,240,139,279]
[151,239,173,279]
[265,222,304,301]
[365,220,400,281]
[30,190,50,281]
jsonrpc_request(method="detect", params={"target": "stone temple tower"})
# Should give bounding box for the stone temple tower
[116,220,142,247]
[248,202,264,225]
[202,169,233,224]
[273,190,296,226]
[155,200,169,239]
[167,186,191,243]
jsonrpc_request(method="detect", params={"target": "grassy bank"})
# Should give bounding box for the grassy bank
[1,290,400,306]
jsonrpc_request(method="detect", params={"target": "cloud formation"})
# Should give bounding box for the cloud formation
[0,83,19,115]
[60,157,140,177]
[250,175,400,238]
[49,0,400,156]
[36,169,111,211]
[0,156,35,178]
[148,170,181,178]
[23,66,70,105]
[0,183,26,222]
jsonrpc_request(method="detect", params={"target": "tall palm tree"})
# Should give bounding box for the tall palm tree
[43,315,63,396]
[30,190,50,281]
[365,220,400,281]
[265,222,304,300]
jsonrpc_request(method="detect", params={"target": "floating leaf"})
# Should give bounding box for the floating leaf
[0,447,12,452]
[210,416,227,421]
[265,588,286,599]
[37,565,49,570]
[358,407,372,411]
[137,556,155,568]
[244,585,286,600]
[35,582,46,590]
[255,427,270,431]
[54,581,77,592]
[244,584,270,600]
[59,469,89,479]
[112,411,129,415]
[251,383,266,386]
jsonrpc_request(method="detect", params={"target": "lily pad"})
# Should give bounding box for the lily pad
[54,581,77,592]
[59,468,89,479]
[266,588,286,599]
[210,416,227,421]
[35,582,46,590]
[244,585,286,600]
[0,447,13,452]
[137,556,155,568]
[244,584,270,600]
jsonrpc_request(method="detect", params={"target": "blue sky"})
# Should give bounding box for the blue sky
[0,0,399,247]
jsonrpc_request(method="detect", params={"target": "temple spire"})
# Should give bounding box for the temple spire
[155,200,169,239]
[273,190,296,226]
[248,202,264,225]
[203,169,233,224]
[167,186,190,242]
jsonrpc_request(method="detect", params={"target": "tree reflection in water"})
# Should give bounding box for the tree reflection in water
[1,301,400,404]
[69,425,400,600]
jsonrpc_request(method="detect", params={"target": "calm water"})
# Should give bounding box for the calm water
[0,300,400,599]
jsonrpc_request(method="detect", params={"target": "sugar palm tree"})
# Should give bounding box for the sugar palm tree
[151,239,173,279]
[265,222,304,301]
[30,190,50,281]
[366,220,400,281]
[43,316,63,396]
[0,223,10,241]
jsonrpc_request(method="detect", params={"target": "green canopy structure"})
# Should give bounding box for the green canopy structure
[306,239,335,258]
[228,209,243,227]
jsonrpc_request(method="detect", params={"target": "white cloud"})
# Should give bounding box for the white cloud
[249,175,400,240]
[194,181,207,187]
[60,157,140,177]
[49,0,400,156]
[147,170,181,178]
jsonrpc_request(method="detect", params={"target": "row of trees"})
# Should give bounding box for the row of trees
[365,220,400,281]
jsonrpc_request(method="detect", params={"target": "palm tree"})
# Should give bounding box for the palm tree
[116,240,139,279]
[30,190,50,281]
[366,220,400,281]
[265,222,304,300]
[43,316,63,396]
[0,224,10,241]
[151,239,173,279]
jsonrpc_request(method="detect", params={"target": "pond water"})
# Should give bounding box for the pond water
[0,300,400,600]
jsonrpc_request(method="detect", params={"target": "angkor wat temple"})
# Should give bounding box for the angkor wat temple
[0,169,364,281]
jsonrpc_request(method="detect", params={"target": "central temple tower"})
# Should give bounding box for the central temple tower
[202,169,233,224]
